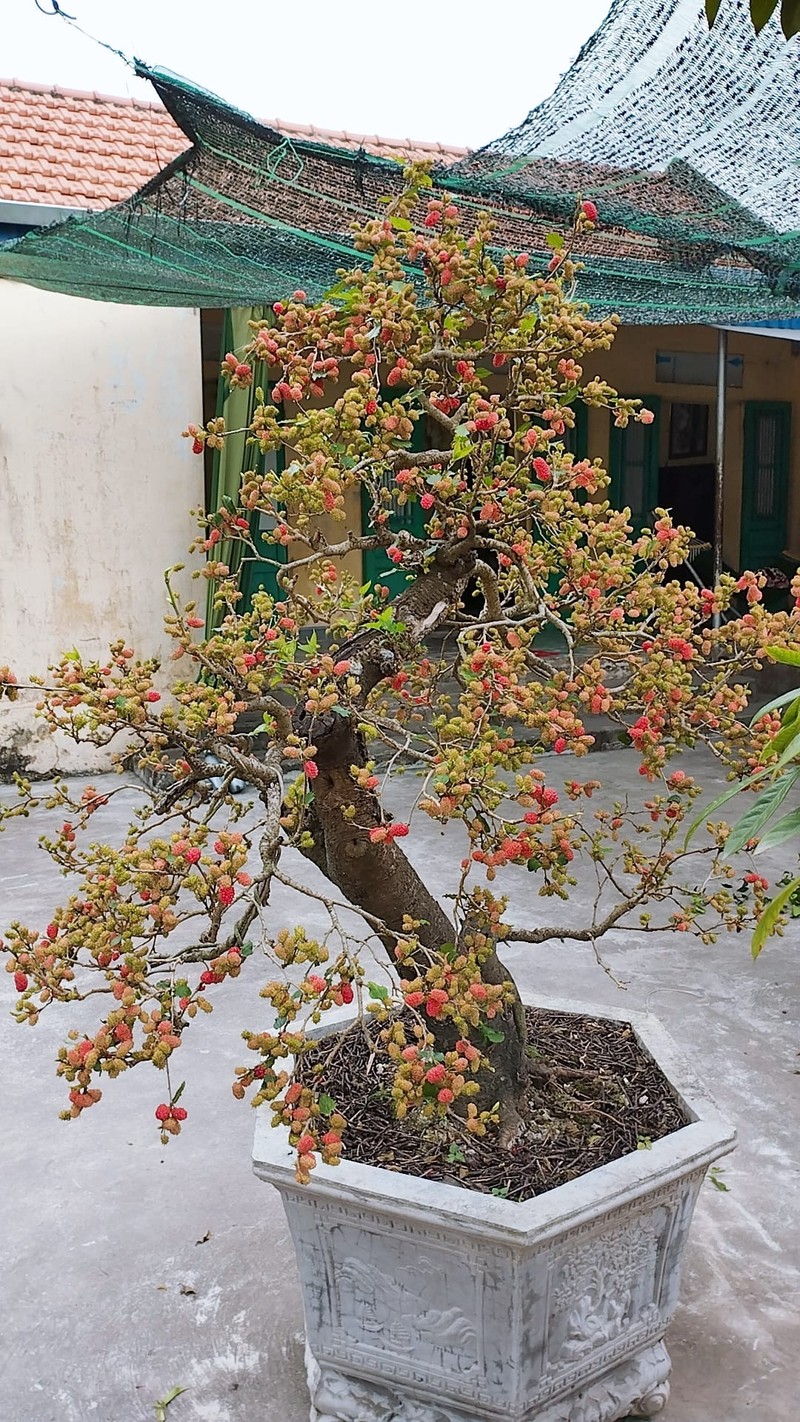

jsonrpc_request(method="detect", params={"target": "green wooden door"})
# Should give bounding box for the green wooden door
[361,405,428,588]
[609,396,661,530]
[207,309,286,624]
[741,401,791,571]
[238,444,286,608]
[564,401,589,459]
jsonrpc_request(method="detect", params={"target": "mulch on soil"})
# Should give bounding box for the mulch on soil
[300,1007,688,1203]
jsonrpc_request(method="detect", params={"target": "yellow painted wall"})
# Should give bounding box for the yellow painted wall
[590,325,800,568]
[266,325,800,589]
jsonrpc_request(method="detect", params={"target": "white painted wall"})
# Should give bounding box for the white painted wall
[0,282,203,775]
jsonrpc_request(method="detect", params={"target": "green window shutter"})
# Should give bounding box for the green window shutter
[361,400,428,589]
[740,401,791,572]
[564,402,589,459]
[609,395,661,530]
[206,307,287,630]
[238,438,287,611]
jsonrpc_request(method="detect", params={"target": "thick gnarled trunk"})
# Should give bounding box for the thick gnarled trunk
[289,547,530,1136]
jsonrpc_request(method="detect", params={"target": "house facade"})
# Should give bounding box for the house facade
[1,46,799,772]
[0,79,469,775]
[204,321,799,602]
[0,80,202,775]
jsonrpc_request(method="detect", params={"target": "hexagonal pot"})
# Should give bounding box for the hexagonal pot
[253,993,735,1422]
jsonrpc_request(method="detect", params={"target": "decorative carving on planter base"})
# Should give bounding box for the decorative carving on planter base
[306,1341,671,1422]
[257,997,735,1422]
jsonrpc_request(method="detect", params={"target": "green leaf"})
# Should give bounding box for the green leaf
[765,643,800,667]
[526,857,541,872]
[446,1143,466,1164]
[171,1080,186,1105]
[479,1024,505,1045]
[753,804,800,855]
[781,0,800,34]
[750,0,779,31]
[367,981,389,1001]
[451,432,474,463]
[752,875,800,958]
[318,1093,336,1117]
[390,215,412,231]
[154,1386,188,1420]
[374,610,406,633]
[301,631,319,656]
[767,725,800,770]
[750,687,800,726]
[174,981,191,999]
[685,732,800,846]
[764,714,800,759]
[708,1165,731,1192]
[724,767,800,856]
[546,232,565,250]
[240,940,254,958]
[705,0,723,20]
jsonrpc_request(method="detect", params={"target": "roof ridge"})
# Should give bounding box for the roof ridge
[0,76,470,157]
[269,116,469,156]
[1,75,165,111]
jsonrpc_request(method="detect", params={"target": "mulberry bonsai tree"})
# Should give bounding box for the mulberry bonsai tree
[2,174,797,1181]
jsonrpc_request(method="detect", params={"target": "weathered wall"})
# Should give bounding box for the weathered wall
[0,283,203,777]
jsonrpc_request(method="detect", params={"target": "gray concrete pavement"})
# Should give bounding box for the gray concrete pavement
[1,749,798,1421]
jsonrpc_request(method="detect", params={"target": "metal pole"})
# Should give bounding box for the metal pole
[713,327,727,629]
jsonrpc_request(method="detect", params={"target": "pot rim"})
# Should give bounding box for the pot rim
[252,990,735,1242]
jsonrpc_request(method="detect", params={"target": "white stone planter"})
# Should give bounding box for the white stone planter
[253,994,735,1422]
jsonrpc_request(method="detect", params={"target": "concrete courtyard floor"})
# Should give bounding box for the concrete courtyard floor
[1,747,798,1422]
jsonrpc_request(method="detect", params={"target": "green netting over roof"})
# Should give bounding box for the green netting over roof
[458,0,800,236]
[1,42,800,324]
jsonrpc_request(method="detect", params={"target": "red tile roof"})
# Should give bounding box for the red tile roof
[0,77,467,210]
[264,115,468,165]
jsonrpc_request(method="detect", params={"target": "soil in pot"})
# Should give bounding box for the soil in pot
[299,1007,689,1204]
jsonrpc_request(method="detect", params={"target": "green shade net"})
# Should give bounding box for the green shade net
[457,0,800,237]
[1,47,799,323]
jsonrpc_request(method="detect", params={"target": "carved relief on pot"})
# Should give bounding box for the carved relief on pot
[544,1210,666,1375]
[306,1210,487,1381]
[335,1254,479,1374]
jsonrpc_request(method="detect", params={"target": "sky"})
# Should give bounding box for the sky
[4,0,611,148]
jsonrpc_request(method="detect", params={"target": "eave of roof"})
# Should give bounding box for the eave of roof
[0,76,468,211]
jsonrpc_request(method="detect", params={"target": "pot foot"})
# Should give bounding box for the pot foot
[306,1345,472,1422]
[533,1342,671,1422]
[305,1340,671,1422]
